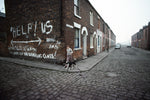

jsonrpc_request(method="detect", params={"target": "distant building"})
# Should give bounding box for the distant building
[5,0,116,63]
[131,22,150,50]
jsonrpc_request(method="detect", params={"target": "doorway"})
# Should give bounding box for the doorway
[81,27,88,58]
[83,33,87,57]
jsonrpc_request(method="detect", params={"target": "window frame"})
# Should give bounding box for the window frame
[74,28,80,49]
[74,0,81,19]
[74,22,81,50]
[90,11,94,26]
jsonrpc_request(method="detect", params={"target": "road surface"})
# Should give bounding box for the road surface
[0,46,150,100]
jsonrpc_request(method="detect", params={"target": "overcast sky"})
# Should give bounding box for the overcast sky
[0,0,150,44]
[89,0,150,44]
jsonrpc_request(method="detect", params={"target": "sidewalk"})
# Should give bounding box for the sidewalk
[0,48,114,72]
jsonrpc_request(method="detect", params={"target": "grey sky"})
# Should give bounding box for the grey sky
[0,0,150,44]
[89,0,150,44]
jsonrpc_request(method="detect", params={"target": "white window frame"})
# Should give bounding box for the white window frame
[74,22,81,50]
[90,11,94,26]
[74,0,81,19]
[90,34,94,48]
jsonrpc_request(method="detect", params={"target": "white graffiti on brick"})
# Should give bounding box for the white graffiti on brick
[8,45,37,52]
[8,40,61,59]
[49,41,61,49]
[11,37,41,46]
[46,38,56,42]
[10,20,53,38]
[10,52,55,59]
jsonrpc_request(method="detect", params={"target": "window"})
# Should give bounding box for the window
[90,35,93,48]
[103,37,105,46]
[74,28,80,48]
[90,11,94,26]
[98,36,100,47]
[74,0,81,18]
[103,24,105,33]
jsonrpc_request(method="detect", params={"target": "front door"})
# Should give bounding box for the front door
[94,36,97,54]
[83,34,87,57]
[97,36,101,53]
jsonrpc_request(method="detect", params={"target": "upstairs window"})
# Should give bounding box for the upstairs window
[74,0,81,18]
[103,24,105,33]
[90,11,94,26]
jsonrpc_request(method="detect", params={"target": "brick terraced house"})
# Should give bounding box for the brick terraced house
[132,22,150,50]
[4,0,116,64]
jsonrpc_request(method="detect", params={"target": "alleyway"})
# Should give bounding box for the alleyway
[0,46,150,100]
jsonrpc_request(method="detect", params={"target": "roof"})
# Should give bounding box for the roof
[0,12,6,17]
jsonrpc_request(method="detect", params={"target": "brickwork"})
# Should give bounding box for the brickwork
[62,0,107,59]
[0,13,8,56]
[5,0,66,63]
[4,0,116,63]
[131,22,150,50]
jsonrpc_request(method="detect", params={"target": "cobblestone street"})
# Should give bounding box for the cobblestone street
[0,47,150,100]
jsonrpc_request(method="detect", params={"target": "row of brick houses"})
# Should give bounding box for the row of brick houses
[2,0,116,64]
[131,22,150,50]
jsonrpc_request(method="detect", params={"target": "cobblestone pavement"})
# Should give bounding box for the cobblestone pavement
[0,47,150,100]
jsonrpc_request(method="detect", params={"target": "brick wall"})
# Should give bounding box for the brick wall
[0,16,9,56]
[62,0,102,60]
[5,0,116,63]
[5,0,66,63]
[131,22,150,50]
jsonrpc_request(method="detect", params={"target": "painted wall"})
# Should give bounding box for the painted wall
[5,0,66,63]
[4,0,116,63]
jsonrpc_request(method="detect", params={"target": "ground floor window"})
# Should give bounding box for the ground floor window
[74,28,80,48]
[90,35,93,48]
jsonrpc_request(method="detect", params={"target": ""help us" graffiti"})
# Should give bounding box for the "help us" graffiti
[10,20,53,38]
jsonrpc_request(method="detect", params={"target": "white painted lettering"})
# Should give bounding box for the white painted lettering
[28,23,32,34]
[41,22,46,33]
[12,28,17,38]
[46,20,53,34]
[10,20,53,38]
[22,25,27,35]
[17,26,21,36]
[34,21,37,33]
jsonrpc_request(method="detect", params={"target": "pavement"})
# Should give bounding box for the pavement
[0,48,114,72]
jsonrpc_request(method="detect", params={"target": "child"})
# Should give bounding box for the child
[65,45,73,68]
[66,45,73,63]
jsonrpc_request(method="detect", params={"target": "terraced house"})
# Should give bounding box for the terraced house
[4,0,116,64]
[132,22,150,50]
